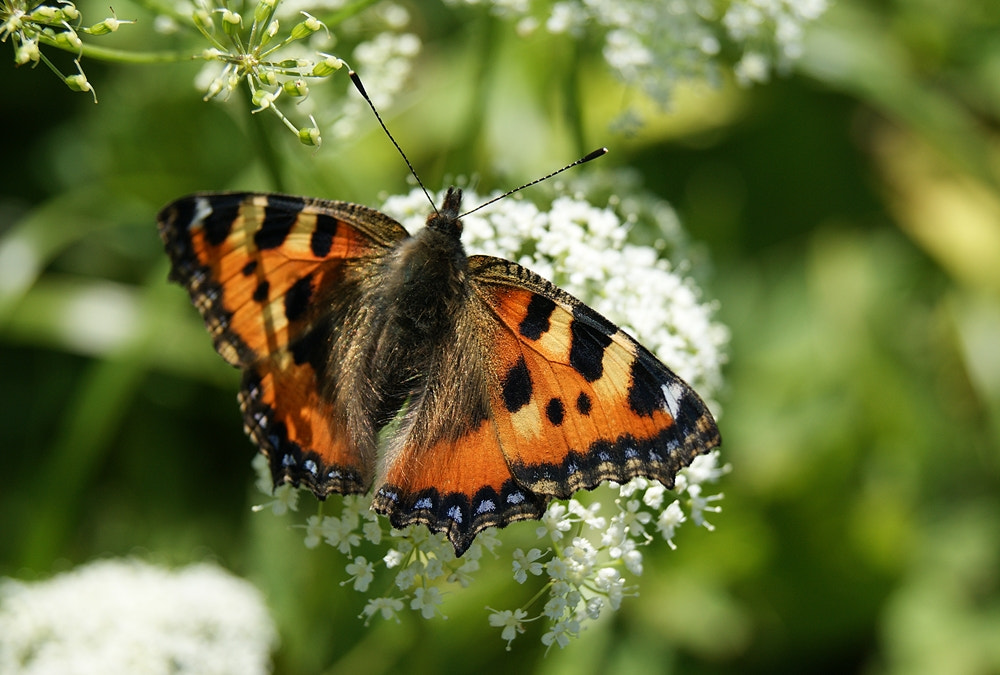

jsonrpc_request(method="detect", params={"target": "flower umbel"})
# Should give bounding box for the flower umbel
[254,185,729,649]
[1,0,134,99]
[445,0,828,123]
[192,0,341,145]
[0,559,277,674]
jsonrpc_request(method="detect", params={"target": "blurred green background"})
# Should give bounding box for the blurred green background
[2,0,999,673]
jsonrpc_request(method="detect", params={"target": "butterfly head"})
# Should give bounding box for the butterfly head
[426,187,463,238]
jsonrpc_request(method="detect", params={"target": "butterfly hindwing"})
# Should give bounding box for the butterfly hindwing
[469,256,721,498]
[158,192,409,495]
[369,295,549,555]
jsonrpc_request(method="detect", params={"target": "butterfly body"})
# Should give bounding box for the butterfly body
[159,187,720,555]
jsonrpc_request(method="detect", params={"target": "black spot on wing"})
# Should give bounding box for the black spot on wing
[284,275,313,322]
[628,356,665,417]
[576,391,592,415]
[201,196,242,246]
[255,198,303,250]
[242,260,258,276]
[288,324,326,368]
[252,279,269,303]
[519,294,557,340]
[546,397,565,426]
[569,318,612,382]
[502,356,532,413]
[310,213,339,257]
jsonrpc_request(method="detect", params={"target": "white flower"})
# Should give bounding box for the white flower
[617,476,648,498]
[254,481,299,515]
[424,556,446,581]
[545,557,569,582]
[304,514,325,549]
[562,537,598,584]
[410,587,446,619]
[0,559,276,674]
[536,502,573,541]
[568,499,607,531]
[682,450,732,486]
[393,563,421,591]
[448,556,480,587]
[585,596,604,620]
[643,483,667,509]
[447,0,828,115]
[487,608,529,650]
[543,594,568,621]
[657,499,687,549]
[363,518,384,545]
[361,597,405,624]
[541,617,580,649]
[383,548,406,568]
[687,484,724,531]
[343,557,375,592]
[322,514,361,554]
[511,548,545,583]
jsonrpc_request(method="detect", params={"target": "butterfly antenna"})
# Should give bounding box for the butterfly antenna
[349,70,439,214]
[459,147,608,218]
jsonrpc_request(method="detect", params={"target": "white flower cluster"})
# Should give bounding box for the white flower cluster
[382,186,728,399]
[0,558,277,674]
[326,29,421,139]
[444,0,828,107]
[488,451,729,650]
[254,186,729,648]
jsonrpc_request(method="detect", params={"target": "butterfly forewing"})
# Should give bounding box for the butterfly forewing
[468,256,721,497]
[158,192,409,495]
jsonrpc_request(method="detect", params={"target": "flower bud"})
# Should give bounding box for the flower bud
[53,28,83,50]
[220,8,241,37]
[282,79,308,97]
[289,13,323,40]
[65,70,96,102]
[15,39,40,65]
[83,16,121,35]
[192,8,213,33]
[259,19,279,47]
[29,5,60,22]
[253,0,276,24]
[311,53,343,77]
[59,3,80,20]
[251,88,277,111]
[298,126,321,146]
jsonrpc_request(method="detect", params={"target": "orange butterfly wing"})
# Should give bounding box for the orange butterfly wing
[158,192,408,496]
[371,255,720,555]
[471,257,720,495]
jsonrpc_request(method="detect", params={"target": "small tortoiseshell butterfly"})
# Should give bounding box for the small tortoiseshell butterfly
[158,184,721,555]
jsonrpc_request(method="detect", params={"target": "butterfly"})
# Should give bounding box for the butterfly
[158,186,721,556]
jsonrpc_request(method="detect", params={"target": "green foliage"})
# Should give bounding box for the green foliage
[2,0,999,672]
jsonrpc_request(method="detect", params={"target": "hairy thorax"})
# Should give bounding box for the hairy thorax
[384,227,469,340]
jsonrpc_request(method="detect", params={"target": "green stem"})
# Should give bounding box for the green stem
[245,82,288,191]
[37,35,194,64]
